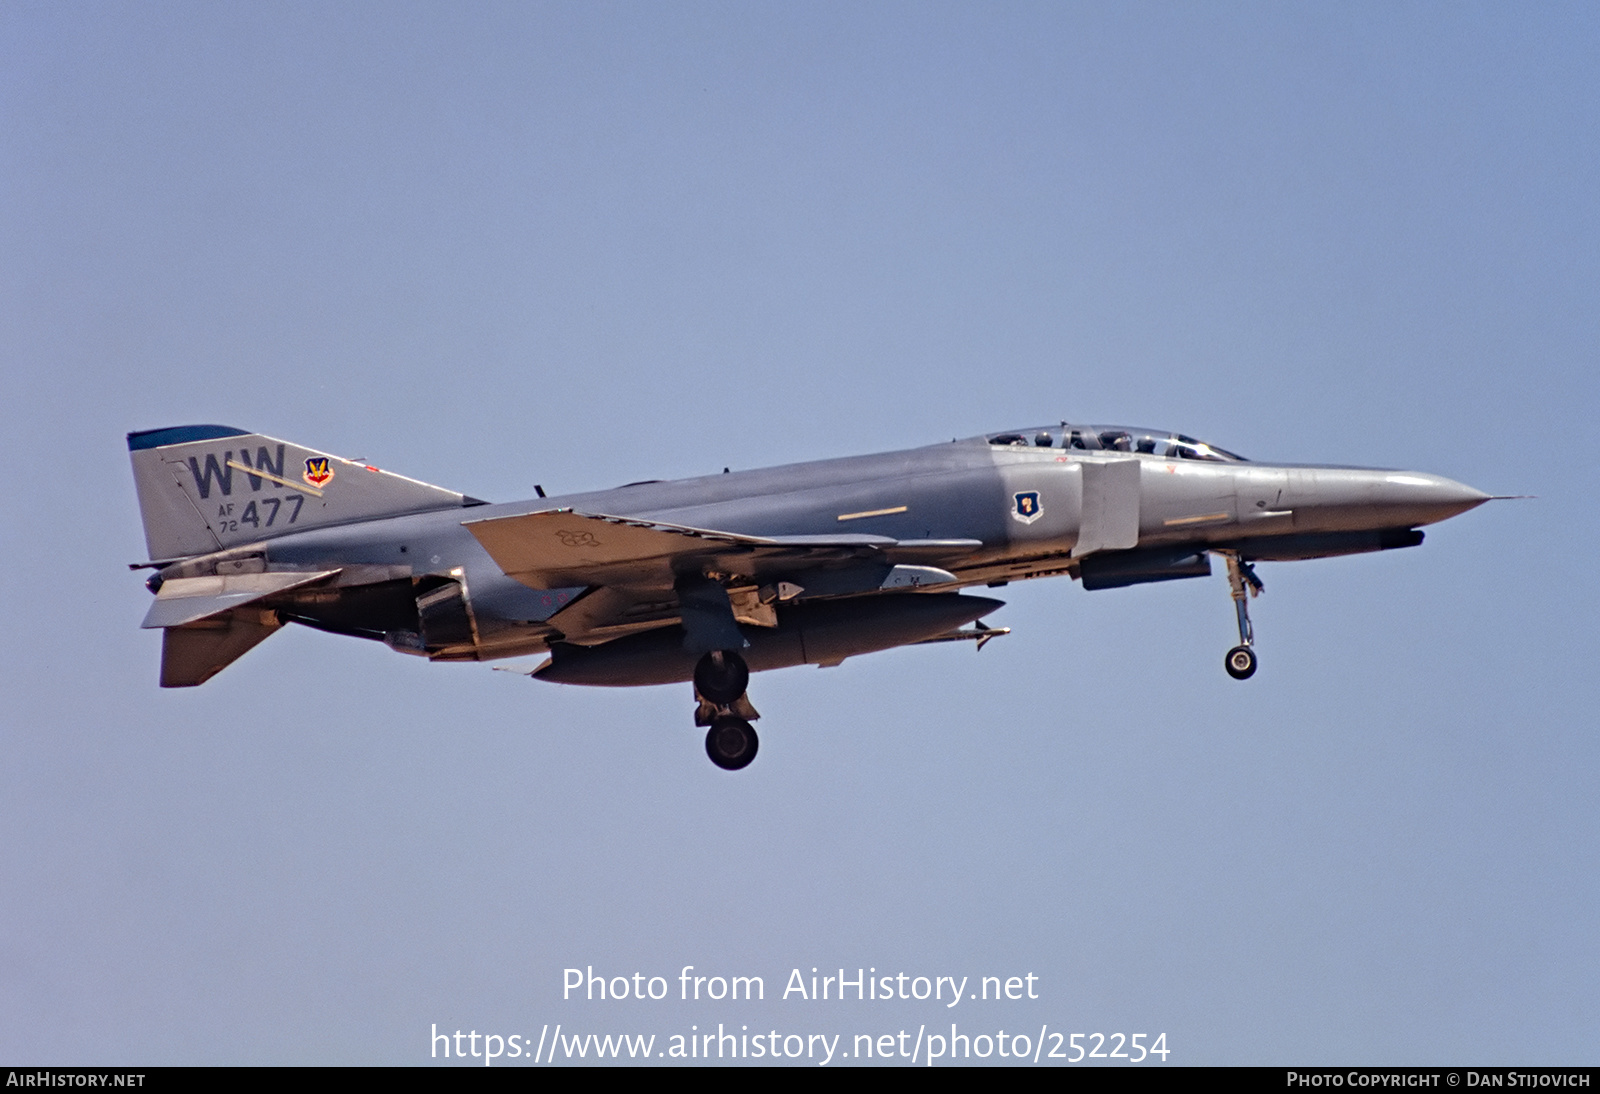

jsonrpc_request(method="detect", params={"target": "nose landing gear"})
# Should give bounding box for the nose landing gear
[693,649,760,770]
[1221,553,1263,680]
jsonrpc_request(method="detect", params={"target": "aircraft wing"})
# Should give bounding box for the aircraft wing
[463,509,980,591]
[464,509,774,589]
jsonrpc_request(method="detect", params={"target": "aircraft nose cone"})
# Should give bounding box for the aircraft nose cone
[1376,472,1491,524]
[1284,468,1492,533]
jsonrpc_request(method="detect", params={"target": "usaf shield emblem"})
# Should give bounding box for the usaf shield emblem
[1012,490,1043,525]
[303,456,335,488]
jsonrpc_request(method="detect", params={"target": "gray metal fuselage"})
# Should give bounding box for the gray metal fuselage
[243,428,1487,672]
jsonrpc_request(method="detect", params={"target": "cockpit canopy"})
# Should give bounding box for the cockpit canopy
[985,424,1246,462]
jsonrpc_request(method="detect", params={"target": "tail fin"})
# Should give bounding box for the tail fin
[128,425,486,561]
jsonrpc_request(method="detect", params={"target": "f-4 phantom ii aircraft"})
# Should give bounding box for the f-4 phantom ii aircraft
[128,422,1490,770]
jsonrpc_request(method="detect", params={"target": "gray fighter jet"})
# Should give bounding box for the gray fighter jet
[128,422,1489,769]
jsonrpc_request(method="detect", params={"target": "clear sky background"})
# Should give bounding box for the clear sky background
[2,1,1596,1066]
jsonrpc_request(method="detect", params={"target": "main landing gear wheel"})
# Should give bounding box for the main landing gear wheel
[693,649,749,706]
[1225,645,1258,680]
[705,716,759,771]
[691,648,758,770]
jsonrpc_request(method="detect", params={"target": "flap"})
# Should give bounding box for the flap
[142,570,340,629]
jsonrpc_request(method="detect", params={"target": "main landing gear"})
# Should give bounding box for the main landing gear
[694,650,759,770]
[1221,553,1263,680]
[705,713,758,770]
[693,649,749,705]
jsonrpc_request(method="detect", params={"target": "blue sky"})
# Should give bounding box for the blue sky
[2,1,1596,1064]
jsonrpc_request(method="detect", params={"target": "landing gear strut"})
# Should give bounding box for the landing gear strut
[1222,553,1263,680]
[693,649,759,770]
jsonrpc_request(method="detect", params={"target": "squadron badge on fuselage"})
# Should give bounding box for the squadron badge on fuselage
[303,457,335,488]
[1012,490,1043,525]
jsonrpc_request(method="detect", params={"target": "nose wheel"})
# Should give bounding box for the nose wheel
[693,650,760,770]
[1221,554,1263,680]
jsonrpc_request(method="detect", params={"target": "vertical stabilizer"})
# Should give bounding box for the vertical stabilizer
[128,425,484,561]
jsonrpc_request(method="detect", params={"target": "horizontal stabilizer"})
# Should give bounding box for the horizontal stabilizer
[142,571,339,629]
[160,610,281,687]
